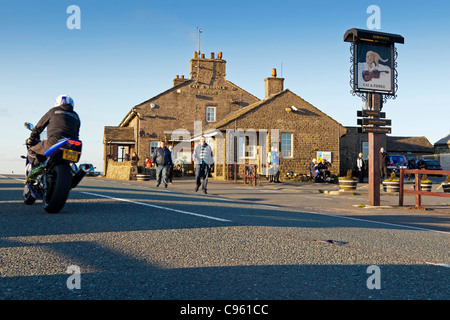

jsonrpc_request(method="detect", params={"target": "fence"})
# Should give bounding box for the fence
[399,169,450,208]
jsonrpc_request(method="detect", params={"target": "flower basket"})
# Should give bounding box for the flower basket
[441,176,450,193]
[383,173,400,192]
[339,179,358,191]
[338,170,357,191]
[420,182,432,192]
[383,181,400,192]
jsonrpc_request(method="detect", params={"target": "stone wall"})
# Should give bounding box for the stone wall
[106,160,138,180]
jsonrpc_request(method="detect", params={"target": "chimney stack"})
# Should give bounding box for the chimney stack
[190,51,226,83]
[173,74,189,87]
[264,68,284,98]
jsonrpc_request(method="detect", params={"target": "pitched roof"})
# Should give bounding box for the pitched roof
[434,134,450,146]
[104,126,135,143]
[202,89,345,134]
[386,136,434,153]
[119,80,194,127]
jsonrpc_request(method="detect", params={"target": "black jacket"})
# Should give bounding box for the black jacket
[30,104,80,144]
[151,147,172,166]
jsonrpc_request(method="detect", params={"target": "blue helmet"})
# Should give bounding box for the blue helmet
[55,95,74,108]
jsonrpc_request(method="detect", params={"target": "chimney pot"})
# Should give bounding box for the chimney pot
[201,53,205,58]
[181,75,184,79]
[210,52,215,59]
[194,52,199,58]
[218,52,223,59]
[272,68,277,77]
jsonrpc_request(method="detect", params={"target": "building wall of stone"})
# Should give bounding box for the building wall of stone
[127,73,259,167]
[216,91,346,177]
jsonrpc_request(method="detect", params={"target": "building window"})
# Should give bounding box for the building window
[117,146,129,162]
[150,141,159,156]
[362,142,369,160]
[238,136,256,159]
[281,133,293,158]
[206,106,216,122]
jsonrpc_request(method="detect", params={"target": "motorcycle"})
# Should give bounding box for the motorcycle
[22,122,91,213]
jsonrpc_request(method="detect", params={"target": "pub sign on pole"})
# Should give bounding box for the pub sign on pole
[344,28,404,100]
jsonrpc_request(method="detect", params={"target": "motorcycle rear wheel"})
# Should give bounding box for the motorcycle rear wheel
[44,164,72,214]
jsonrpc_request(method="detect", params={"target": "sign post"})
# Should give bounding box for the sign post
[367,93,382,206]
[344,29,404,206]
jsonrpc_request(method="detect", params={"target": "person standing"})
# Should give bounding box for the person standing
[151,140,172,188]
[380,147,389,181]
[356,152,366,183]
[145,157,152,168]
[272,147,280,183]
[192,136,214,194]
[267,148,273,182]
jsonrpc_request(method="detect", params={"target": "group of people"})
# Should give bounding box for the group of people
[354,147,391,183]
[146,136,214,194]
[309,158,332,182]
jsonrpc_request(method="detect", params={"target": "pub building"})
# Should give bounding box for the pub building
[103,51,348,181]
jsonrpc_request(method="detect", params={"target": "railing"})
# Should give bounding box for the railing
[399,169,450,208]
[227,163,258,186]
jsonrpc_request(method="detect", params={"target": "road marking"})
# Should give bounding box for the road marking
[80,191,232,223]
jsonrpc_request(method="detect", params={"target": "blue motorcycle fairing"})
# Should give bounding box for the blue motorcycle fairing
[44,138,82,157]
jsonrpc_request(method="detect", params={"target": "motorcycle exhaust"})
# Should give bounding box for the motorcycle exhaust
[71,164,91,189]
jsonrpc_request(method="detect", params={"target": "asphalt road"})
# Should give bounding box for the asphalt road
[0,174,448,304]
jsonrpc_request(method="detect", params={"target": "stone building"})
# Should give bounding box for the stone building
[103,52,346,180]
[340,127,434,175]
[434,134,450,170]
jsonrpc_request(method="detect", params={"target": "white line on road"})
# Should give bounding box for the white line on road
[80,191,232,223]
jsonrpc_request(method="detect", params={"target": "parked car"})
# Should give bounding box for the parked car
[80,163,102,177]
[415,159,442,171]
[387,155,408,173]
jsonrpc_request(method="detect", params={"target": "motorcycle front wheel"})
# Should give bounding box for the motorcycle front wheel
[44,164,72,213]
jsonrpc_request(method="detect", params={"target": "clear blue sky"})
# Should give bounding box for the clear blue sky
[1,0,449,174]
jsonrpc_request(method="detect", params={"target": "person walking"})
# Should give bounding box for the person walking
[151,140,172,188]
[192,136,214,194]
[356,152,366,183]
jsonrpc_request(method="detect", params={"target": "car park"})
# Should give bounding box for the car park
[415,159,442,171]
[80,163,102,176]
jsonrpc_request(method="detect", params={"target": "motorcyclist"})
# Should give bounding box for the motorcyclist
[26,95,81,180]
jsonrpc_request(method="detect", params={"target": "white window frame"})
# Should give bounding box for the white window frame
[238,136,256,159]
[150,141,159,156]
[206,106,216,122]
[280,133,293,158]
[117,146,129,162]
